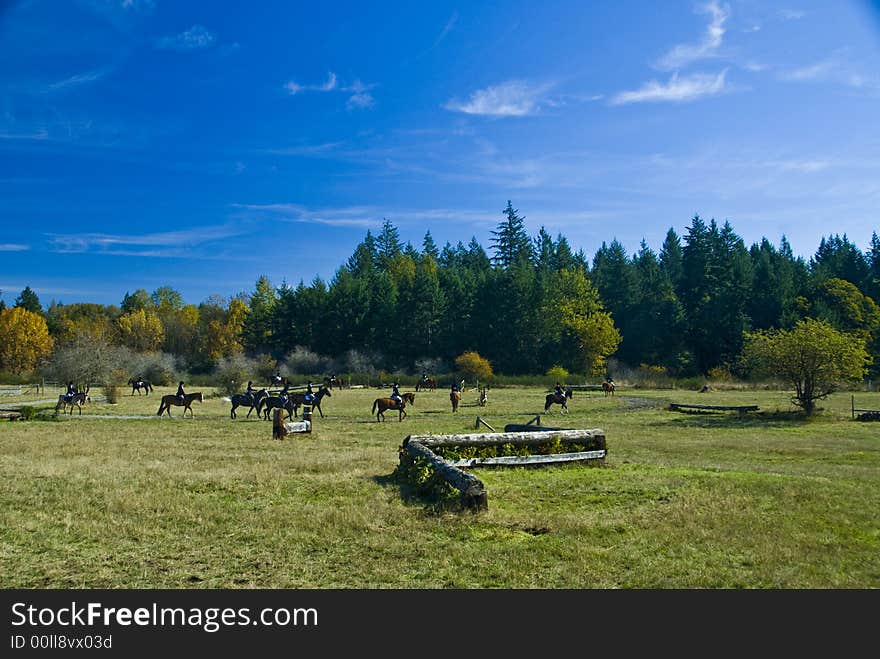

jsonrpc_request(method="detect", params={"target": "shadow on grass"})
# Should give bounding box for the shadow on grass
[372,473,466,515]
[656,408,816,429]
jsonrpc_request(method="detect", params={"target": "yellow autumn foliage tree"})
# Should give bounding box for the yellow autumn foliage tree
[0,307,54,374]
[116,309,165,352]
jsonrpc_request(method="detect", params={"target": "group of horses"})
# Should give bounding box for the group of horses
[51,374,615,421]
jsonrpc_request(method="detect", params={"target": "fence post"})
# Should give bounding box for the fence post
[852,395,855,420]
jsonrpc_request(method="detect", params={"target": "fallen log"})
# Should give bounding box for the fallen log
[405,429,606,450]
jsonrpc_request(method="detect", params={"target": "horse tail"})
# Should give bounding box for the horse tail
[372,399,378,413]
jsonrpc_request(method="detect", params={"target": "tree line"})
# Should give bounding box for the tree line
[1,201,878,381]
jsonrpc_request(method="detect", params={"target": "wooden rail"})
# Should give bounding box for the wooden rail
[852,396,880,420]
[670,403,759,413]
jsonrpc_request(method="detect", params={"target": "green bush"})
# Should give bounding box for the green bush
[19,406,36,421]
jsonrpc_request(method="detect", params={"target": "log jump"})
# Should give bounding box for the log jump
[399,428,607,511]
[669,403,759,413]
[272,406,312,439]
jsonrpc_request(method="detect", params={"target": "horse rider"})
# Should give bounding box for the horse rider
[176,381,186,404]
[245,380,256,397]
[136,375,144,387]
[390,382,402,405]
[279,382,290,402]
[65,381,76,402]
[421,372,428,384]
[305,381,314,403]
[450,381,459,393]
[554,381,565,398]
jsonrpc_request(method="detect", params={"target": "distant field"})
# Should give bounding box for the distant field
[1,384,878,588]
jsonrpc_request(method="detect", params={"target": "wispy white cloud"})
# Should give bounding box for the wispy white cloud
[45,70,106,92]
[611,70,729,104]
[46,225,243,256]
[782,59,836,81]
[234,202,499,229]
[0,129,49,141]
[432,11,459,49]
[156,25,216,51]
[0,243,30,251]
[656,1,730,70]
[445,80,554,117]
[779,55,878,89]
[346,93,374,110]
[779,9,805,20]
[284,73,375,109]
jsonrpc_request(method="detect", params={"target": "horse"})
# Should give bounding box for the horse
[128,378,153,395]
[157,392,203,418]
[415,377,436,392]
[270,374,289,387]
[323,375,345,390]
[450,389,461,413]
[257,394,296,421]
[54,387,90,416]
[478,387,488,407]
[286,386,333,418]
[544,387,573,413]
[229,389,268,419]
[602,380,615,397]
[372,397,407,422]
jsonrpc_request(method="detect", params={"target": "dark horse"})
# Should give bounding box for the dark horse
[372,397,407,422]
[229,389,268,419]
[157,392,203,418]
[323,375,345,390]
[54,387,90,416]
[602,380,615,397]
[544,387,573,413]
[128,378,153,395]
[257,394,296,421]
[450,389,461,413]
[270,374,289,387]
[286,386,333,418]
[415,377,436,392]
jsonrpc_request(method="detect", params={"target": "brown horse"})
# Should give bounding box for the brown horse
[450,389,461,412]
[54,387,90,416]
[157,392,203,418]
[415,377,436,392]
[602,380,615,397]
[544,387,573,413]
[372,397,407,422]
[287,386,333,418]
[323,375,345,390]
[401,391,415,406]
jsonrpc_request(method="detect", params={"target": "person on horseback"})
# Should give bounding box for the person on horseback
[245,380,256,396]
[554,381,565,398]
[451,381,459,393]
[421,372,428,384]
[136,375,144,387]
[65,381,76,402]
[390,382,402,405]
[279,382,290,402]
[176,381,186,404]
[305,381,314,403]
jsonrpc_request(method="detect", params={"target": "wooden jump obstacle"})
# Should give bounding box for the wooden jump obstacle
[400,428,607,511]
[670,403,759,413]
[852,396,880,421]
[272,405,312,439]
[0,411,22,421]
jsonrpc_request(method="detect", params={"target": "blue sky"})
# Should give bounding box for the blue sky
[2,0,879,307]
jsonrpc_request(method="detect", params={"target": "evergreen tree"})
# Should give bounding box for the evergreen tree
[490,201,532,269]
[421,231,439,260]
[659,228,684,294]
[376,219,402,270]
[14,286,42,315]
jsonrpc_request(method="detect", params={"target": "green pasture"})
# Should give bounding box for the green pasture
[1,384,878,588]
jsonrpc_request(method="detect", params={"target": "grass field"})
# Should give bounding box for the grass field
[1,384,878,588]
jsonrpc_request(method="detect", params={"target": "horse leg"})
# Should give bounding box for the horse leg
[231,404,236,420]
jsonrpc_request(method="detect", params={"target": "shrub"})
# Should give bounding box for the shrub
[454,351,494,383]
[19,406,36,421]
[546,365,569,382]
